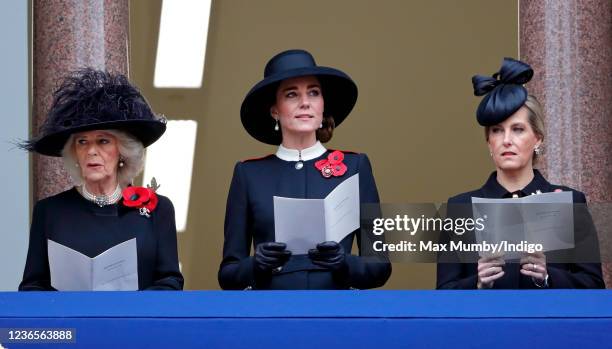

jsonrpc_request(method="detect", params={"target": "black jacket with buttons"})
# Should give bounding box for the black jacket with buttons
[19,188,184,291]
[218,151,391,290]
[437,170,604,289]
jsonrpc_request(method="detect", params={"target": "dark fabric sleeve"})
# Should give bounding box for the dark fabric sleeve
[345,154,392,289]
[19,201,55,291]
[436,196,478,289]
[436,262,478,289]
[547,191,605,289]
[145,196,184,290]
[218,162,257,290]
[547,263,604,288]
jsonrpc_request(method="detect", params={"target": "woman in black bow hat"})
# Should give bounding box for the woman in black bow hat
[436,58,604,289]
[218,49,391,290]
[19,68,183,291]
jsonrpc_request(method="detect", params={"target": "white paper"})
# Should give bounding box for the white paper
[471,191,574,258]
[324,174,361,243]
[48,238,139,291]
[521,191,574,250]
[273,197,326,255]
[274,174,360,254]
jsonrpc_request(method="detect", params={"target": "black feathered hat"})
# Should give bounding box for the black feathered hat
[240,49,358,145]
[21,68,166,157]
[472,57,534,126]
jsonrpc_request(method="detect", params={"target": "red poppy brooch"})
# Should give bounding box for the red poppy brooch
[122,178,160,218]
[315,150,348,178]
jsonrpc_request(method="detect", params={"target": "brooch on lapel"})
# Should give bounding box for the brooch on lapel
[122,178,160,218]
[315,150,347,178]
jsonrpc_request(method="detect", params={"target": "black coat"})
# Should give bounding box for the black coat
[19,188,184,291]
[436,170,604,289]
[218,150,392,290]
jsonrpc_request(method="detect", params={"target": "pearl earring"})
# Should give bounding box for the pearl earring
[119,158,125,168]
[319,123,323,129]
[274,119,279,131]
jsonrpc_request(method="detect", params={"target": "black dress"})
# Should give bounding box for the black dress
[19,187,184,291]
[218,144,391,290]
[436,170,604,289]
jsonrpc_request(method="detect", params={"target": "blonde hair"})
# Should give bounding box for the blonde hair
[62,129,145,187]
[524,95,545,142]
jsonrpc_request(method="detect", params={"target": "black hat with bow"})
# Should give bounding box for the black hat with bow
[472,58,534,126]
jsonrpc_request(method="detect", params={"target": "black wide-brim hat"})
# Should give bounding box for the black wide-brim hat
[21,68,167,157]
[31,118,166,157]
[240,49,358,145]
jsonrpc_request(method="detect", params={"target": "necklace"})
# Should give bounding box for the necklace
[81,184,122,207]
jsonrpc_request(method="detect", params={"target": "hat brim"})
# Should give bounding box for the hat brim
[33,119,166,157]
[240,66,358,145]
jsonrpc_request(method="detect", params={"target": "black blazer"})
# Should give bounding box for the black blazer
[218,150,391,290]
[19,188,184,291]
[436,170,604,289]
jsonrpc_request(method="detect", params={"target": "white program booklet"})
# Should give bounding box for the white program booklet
[273,173,360,254]
[48,238,139,291]
[471,191,574,257]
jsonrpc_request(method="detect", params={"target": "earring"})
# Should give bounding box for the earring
[119,157,125,168]
[75,163,79,168]
[274,119,279,131]
[319,123,323,129]
[534,145,543,155]
[489,152,493,157]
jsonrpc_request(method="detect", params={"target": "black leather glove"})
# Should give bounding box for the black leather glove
[254,242,291,275]
[308,241,348,274]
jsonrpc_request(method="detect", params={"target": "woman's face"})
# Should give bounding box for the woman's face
[73,130,121,185]
[270,75,324,138]
[487,106,542,172]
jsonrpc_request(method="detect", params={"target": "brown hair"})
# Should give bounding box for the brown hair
[316,114,335,143]
[485,95,545,161]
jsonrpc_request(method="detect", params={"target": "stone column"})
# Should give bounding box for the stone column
[33,0,129,200]
[520,0,612,287]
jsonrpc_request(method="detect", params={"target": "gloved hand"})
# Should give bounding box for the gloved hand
[254,242,291,274]
[308,241,347,274]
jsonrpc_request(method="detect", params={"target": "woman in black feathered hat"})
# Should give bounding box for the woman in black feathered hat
[436,58,603,289]
[19,68,183,291]
[218,49,391,290]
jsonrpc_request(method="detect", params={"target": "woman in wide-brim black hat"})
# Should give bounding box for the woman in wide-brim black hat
[218,49,391,290]
[19,68,183,291]
[436,58,603,290]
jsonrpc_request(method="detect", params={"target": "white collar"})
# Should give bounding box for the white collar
[276,141,327,162]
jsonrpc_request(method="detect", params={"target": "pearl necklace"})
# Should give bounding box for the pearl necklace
[80,184,122,207]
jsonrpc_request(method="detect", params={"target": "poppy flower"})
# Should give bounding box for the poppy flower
[327,150,344,165]
[143,188,159,211]
[330,162,347,176]
[315,159,328,171]
[315,151,347,178]
[122,186,158,215]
